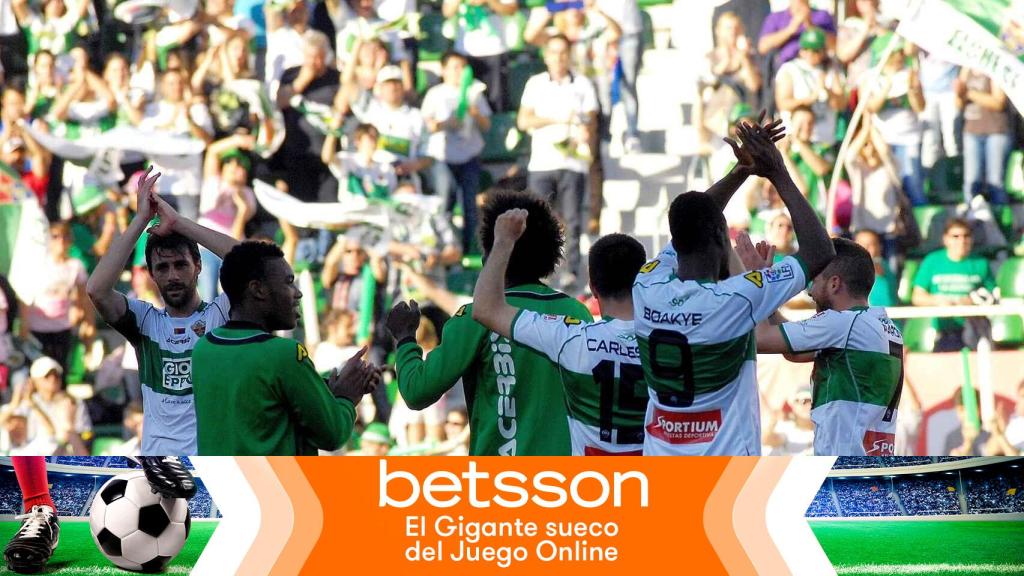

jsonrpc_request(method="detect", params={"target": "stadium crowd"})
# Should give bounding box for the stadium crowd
[0,0,1023,456]
[808,461,1024,517]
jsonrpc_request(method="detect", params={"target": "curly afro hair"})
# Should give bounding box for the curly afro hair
[478,190,563,284]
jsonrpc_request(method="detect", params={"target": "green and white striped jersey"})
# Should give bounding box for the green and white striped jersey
[632,245,809,455]
[779,306,904,456]
[111,293,231,455]
[511,312,645,455]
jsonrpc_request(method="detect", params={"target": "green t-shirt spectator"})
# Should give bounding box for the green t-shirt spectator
[790,144,834,216]
[912,249,995,331]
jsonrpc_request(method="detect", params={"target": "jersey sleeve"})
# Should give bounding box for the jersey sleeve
[510,309,587,364]
[109,296,155,345]
[278,340,356,451]
[395,304,487,410]
[779,310,852,354]
[719,255,809,324]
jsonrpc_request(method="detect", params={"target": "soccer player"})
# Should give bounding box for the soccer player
[633,121,836,456]
[88,168,231,487]
[752,238,904,456]
[4,457,59,574]
[191,241,380,455]
[386,191,593,456]
[472,214,648,456]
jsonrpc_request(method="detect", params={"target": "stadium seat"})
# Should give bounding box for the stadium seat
[641,9,655,50]
[506,53,545,109]
[925,155,964,205]
[1004,150,1024,202]
[996,257,1024,298]
[480,112,527,163]
[417,11,450,62]
[912,205,953,256]
[901,317,937,353]
[898,259,920,304]
[990,315,1024,348]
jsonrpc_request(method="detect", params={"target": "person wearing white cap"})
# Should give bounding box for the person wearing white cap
[364,65,433,193]
[20,356,91,456]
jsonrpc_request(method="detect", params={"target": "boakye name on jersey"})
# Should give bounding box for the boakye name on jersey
[511,312,646,455]
[110,293,230,455]
[632,245,810,456]
[779,307,904,456]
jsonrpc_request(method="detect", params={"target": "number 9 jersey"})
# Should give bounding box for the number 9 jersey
[632,245,810,455]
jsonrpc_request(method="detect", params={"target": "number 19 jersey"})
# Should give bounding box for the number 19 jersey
[511,312,646,455]
[632,245,809,455]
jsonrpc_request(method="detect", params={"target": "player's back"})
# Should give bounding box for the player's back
[512,313,646,455]
[633,246,809,455]
[457,285,593,455]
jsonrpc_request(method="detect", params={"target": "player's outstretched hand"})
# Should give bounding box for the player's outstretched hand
[148,189,180,236]
[724,111,785,177]
[135,167,161,221]
[734,231,775,271]
[330,346,378,403]
[386,299,422,342]
[494,208,528,246]
[736,120,785,179]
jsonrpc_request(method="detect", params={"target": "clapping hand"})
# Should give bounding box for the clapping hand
[734,231,776,271]
[330,346,382,403]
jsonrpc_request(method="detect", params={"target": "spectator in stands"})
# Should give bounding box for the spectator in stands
[846,114,900,247]
[10,0,90,72]
[835,0,889,89]
[764,212,795,261]
[945,386,993,456]
[0,85,29,146]
[107,402,143,456]
[518,33,598,289]
[778,104,835,213]
[957,68,1012,208]
[422,51,492,253]
[440,405,471,456]
[0,122,50,207]
[192,31,255,98]
[1005,380,1024,452]
[919,52,961,185]
[600,0,643,154]
[26,50,60,120]
[322,233,388,340]
[696,12,761,153]
[311,0,353,53]
[763,386,814,456]
[26,357,91,455]
[50,47,116,136]
[102,53,144,127]
[911,217,995,351]
[354,421,391,455]
[335,0,412,94]
[197,134,258,301]
[312,309,362,373]
[137,68,214,220]
[334,38,389,123]
[273,29,341,204]
[853,229,898,307]
[265,0,310,99]
[443,0,519,113]
[322,122,397,200]
[757,0,836,67]
[774,29,845,148]
[365,65,433,193]
[864,35,927,207]
[19,221,93,377]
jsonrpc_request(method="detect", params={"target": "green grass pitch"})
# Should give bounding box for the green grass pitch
[0,520,216,575]
[811,520,1024,575]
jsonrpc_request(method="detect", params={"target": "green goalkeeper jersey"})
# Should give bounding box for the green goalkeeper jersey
[395,283,593,456]
[192,322,356,455]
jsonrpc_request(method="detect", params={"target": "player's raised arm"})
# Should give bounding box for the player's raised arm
[87,168,160,323]
[471,209,528,339]
[148,192,240,259]
[705,112,785,210]
[740,121,835,278]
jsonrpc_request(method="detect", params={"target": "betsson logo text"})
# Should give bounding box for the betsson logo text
[379,461,649,509]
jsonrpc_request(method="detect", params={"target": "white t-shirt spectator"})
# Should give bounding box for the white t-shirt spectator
[28,392,91,449]
[327,150,398,199]
[453,0,517,57]
[336,17,409,68]
[520,72,598,174]
[198,176,257,237]
[265,26,305,99]
[869,69,922,147]
[364,101,429,162]
[388,394,444,449]
[139,101,213,197]
[25,256,85,333]
[312,342,362,373]
[775,59,841,144]
[421,79,491,164]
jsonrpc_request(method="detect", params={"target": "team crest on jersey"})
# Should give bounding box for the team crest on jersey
[639,261,659,274]
[764,264,794,283]
[563,316,582,326]
[455,305,468,317]
[297,343,309,363]
[191,320,206,338]
[743,270,764,288]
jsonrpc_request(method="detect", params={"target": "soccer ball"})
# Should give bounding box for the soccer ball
[89,471,191,572]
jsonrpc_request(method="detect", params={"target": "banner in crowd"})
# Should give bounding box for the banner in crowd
[897,0,1024,111]
[0,162,47,300]
[24,124,206,171]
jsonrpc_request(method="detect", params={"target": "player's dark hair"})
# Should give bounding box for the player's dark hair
[821,238,875,299]
[479,191,563,284]
[144,233,200,273]
[219,241,286,308]
[589,234,646,300]
[668,192,727,256]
